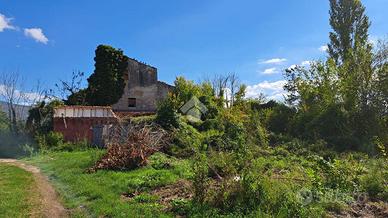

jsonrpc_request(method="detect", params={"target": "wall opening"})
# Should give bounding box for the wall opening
[128,98,136,107]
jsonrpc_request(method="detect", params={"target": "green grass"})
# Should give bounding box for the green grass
[25,150,193,217]
[23,147,387,217]
[0,164,41,217]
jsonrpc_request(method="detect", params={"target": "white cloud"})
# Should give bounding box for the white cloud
[319,45,328,52]
[24,28,49,44]
[0,13,16,32]
[260,58,287,64]
[246,80,287,101]
[261,67,278,75]
[0,84,45,105]
[301,60,312,67]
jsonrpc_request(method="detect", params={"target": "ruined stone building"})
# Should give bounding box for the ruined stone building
[112,58,173,112]
[53,58,173,145]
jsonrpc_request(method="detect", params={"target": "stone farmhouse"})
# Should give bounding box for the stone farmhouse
[53,58,173,145]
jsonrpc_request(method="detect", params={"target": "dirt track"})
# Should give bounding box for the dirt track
[0,159,68,218]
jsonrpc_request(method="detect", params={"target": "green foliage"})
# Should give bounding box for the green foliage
[130,115,156,125]
[207,150,238,178]
[26,150,192,217]
[37,131,89,152]
[172,76,202,105]
[328,0,371,65]
[36,131,65,150]
[360,159,388,201]
[65,88,88,105]
[265,101,296,134]
[86,45,128,106]
[199,118,224,132]
[218,109,247,151]
[155,97,180,129]
[245,110,268,147]
[170,199,191,216]
[167,121,202,157]
[0,164,40,217]
[160,77,220,121]
[27,99,64,136]
[284,53,387,151]
[0,130,35,158]
[0,110,8,130]
[192,153,209,204]
[282,0,387,152]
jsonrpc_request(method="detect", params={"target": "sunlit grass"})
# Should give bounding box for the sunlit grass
[26,150,193,217]
[0,164,41,217]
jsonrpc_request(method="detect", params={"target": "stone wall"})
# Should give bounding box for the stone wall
[112,58,172,112]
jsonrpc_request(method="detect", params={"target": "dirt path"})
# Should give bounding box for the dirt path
[0,159,68,218]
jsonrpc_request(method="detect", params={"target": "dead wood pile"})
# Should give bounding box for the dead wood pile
[89,122,169,171]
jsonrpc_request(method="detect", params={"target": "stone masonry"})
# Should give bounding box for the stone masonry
[112,58,173,112]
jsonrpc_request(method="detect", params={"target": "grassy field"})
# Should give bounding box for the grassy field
[23,147,387,217]
[0,164,41,217]
[26,150,193,217]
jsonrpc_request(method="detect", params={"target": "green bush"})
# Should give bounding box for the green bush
[170,199,191,216]
[37,132,90,152]
[207,150,237,178]
[199,118,224,132]
[192,153,209,204]
[58,139,90,152]
[266,103,296,134]
[167,122,202,157]
[200,130,224,151]
[245,111,268,147]
[130,115,156,125]
[361,159,388,200]
[220,111,246,151]
[156,98,180,129]
[37,131,64,150]
[204,172,311,217]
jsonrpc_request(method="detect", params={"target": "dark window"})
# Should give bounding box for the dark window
[128,98,136,107]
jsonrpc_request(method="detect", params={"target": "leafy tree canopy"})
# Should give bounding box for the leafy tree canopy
[86,45,128,106]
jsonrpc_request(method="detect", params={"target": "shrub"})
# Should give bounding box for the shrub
[170,199,191,216]
[58,139,90,151]
[199,118,224,132]
[361,159,388,200]
[192,153,209,204]
[201,130,224,151]
[207,150,237,179]
[37,131,64,150]
[37,131,90,152]
[156,98,180,129]
[130,115,156,125]
[245,111,268,147]
[167,122,202,157]
[220,111,246,151]
[266,103,296,134]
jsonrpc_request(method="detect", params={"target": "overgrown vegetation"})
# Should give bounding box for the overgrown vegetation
[26,150,193,217]
[1,0,386,217]
[64,45,128,106]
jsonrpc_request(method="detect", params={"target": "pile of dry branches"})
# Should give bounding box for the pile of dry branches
[90,122,169,171]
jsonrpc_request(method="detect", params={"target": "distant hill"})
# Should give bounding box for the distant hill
[0,101,31,121]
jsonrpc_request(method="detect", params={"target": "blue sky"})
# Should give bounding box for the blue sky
[1,0,387,100]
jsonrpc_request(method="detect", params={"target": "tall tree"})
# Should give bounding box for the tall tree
[328,0,374,114]
[283,0,387,149]
[86,45,128,106]
[0,72,23,134]
[328,0,371,65]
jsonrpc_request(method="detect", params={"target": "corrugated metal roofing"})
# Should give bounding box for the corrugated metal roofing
[54,106,116,118]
